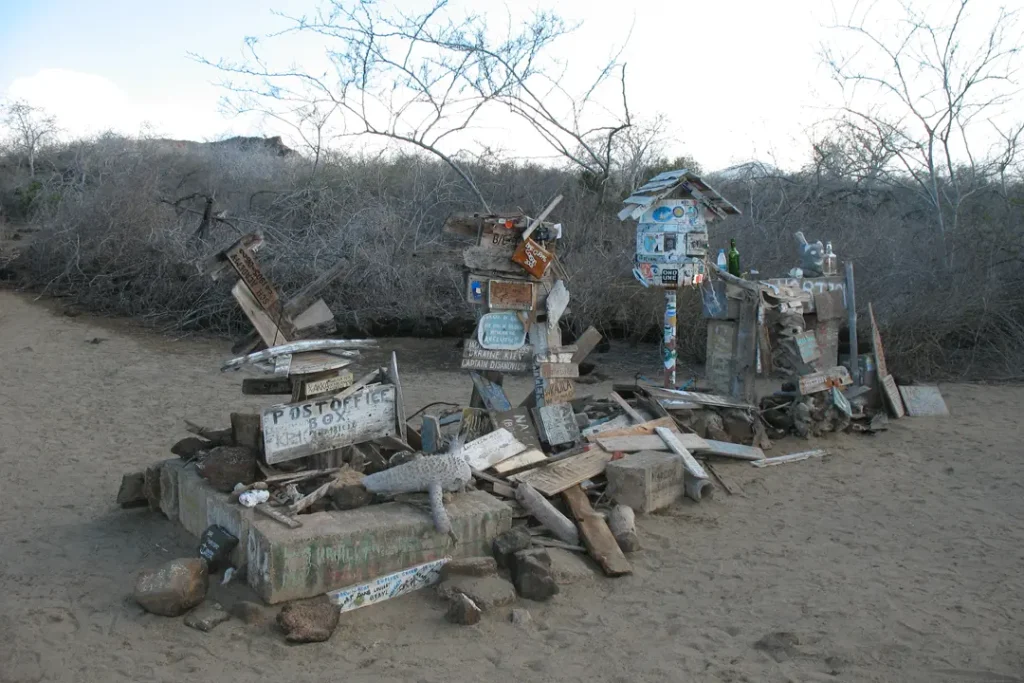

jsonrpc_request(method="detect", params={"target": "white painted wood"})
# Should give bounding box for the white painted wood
[654,427,708,480]
[696,439,765,461]
[232,280,289,347]
[597,433,710,453]
[222,339,374,371]
[262,384,397,464]
[492,448,547,474]
[516,482,580,546]
[751,449,828,467]
[460,428,527,471]
[327,559,448,613]
[510,447,614,496]
[292,298,334,330]
[609,392,645,424]
[521,194,563,241]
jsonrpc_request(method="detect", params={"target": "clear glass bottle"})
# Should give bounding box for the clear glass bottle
[823,241,838,276]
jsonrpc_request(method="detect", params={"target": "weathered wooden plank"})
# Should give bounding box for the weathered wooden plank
[571,326,603,364]
[705,461,741,495]
[881,375,906,418]
[734,295,758,403]
[813,289,846,321]
[461,428,527,471]
[898,385,949,417]
[654,427,708,479]
[608,392,645,424]
[490,407,542,451]
[281,351,353,376]
[646,387,755,410]
[696,439,765,461]
[536,403,581,446]
[521,194,563,241]
[534,346,577,364]
[488,280,535,311]
[868,303,889,380]
[463,245,522,274]
[509,447,613,496]
[492,448,547,474]
[242,377,292,395]
[222,339,371,371]
[585,416,676,442]
[254,503,302,528]
[469,372,512,412]
[537,362,579,379]
[292,298,334,330]
[597,433,710,453]
[580,414,633,437]
[386,352,407,443]
[232,280,289,347]
[561,484,632,577]
[751,449,828,467]
[516,482,579,546]
[261,384,397,464]
[226,241,280,311]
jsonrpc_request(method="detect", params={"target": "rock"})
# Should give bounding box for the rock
[197,525,238,573]
[134,558,209,617]
[440,556,497,580]
[511,550,559,601]
[117,472,147,508]
[510,608,532,628]
[143,464,163,512]
[436,575,517,611]
[196,446,257,493]
[184,602,230,632]
[277,596,339,643]
[705,413,731,443]
[330,485,373,510]
[539,548,595,584]
[171,437,213,458]
[492,527,532,569]
[445,593,482,625]
[229,600,274,626]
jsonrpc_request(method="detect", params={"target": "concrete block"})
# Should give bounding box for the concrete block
[159,459,184,520]
[176,464,253,569]
[246,490,512,604]
[605,450,685,513]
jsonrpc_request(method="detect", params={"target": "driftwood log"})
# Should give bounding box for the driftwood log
[515,483,580,546]
[607,504,640,553]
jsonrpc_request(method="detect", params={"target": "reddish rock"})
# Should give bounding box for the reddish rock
[196,446,257,493]
[134,558,208,617]
[277,596,339,643]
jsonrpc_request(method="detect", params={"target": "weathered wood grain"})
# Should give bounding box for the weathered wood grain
[510,447,613,496]
[654,427,708,480]
[597,433,710,453]
[561,484,632,577]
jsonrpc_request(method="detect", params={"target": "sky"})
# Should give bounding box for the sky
[1,0,1022,172]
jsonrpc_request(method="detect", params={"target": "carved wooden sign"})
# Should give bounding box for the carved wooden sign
[461,340,532,373]
[226,243,279,311]
[262,384,396,464]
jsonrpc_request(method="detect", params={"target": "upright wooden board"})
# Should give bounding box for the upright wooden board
[420,415,442,454]
[488,280,535,311]
[898,385,949,416]
[571,326,603,364]
[868,303,889,379]
[232,281,289,347]
[226,242,280,311]
[491,407,543,451]
[386,352,407,443]
[881,375,905,418]
[469,372,512,412]
[510,447,613,496]
[813,289,846,321]
[538,363,579,379]
[262,384,397,464]
[561,485,632,577]
[536,403,581,446]
[292,298,334,330]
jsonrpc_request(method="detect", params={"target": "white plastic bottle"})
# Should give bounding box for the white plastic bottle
[716,248,727,270]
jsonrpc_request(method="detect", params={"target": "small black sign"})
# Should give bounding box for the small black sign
[661,269,679,286]
[198,525,238,572]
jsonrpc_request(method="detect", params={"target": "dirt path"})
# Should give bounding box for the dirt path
[1,290,1022,683]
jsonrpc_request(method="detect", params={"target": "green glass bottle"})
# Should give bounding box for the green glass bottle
[727,238,741,277]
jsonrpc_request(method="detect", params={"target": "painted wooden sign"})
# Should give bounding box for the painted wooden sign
[469,372,512,412]
[461,428,528,470]
[296,370,355,400]
[461,340,531,373]
[488,279,535,311]
[512,238,553,278]
[538,362,580,378]
[226,243,280,311]
[262,384,397,464]
[798,365,853,395]
[510,447,613,496]
[327,558,448,613]
[542,377,575,405]
[491,407,543,451]
[536,403,581,446]
[477,311,527,350]
[881,375,906,418]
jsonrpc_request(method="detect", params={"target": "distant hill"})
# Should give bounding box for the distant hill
[145,135,296,157]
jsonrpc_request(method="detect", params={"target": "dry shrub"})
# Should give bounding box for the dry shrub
[3,135,1022,379]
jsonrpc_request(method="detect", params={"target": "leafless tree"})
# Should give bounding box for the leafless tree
[822,0,1024,254]
[1,100,58,178]
[193,0,633,211]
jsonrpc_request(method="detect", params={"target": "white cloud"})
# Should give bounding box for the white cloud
[5,69,145,138]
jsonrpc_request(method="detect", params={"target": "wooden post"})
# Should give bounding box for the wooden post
[845,261,859,385]
[663,290,677,387]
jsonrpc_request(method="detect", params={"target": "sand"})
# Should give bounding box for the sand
[1,289,1022,683]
